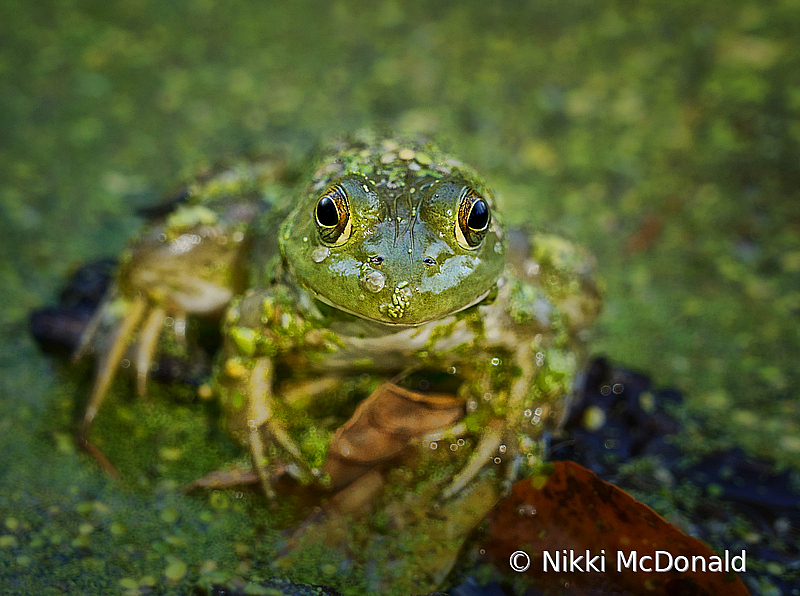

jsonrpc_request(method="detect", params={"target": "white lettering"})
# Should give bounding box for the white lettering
[731,550,746,572]
[617,551,636,572]
[640,555,652,572]
[570,550,585,572]
[586,551,603,573]
[691,555,706,572]
[655,551,671,572]
[543,550,559,572]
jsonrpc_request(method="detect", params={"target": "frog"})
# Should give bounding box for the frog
[76,132,601,513]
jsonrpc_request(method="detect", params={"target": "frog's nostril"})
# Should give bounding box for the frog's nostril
[369,255,384,265]
[423,256,436,267]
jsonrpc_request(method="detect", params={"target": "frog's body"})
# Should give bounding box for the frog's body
[79,133,601,507]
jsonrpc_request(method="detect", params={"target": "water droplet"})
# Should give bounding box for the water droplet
[359,269,386,293]
[483,392,492,401]
[494,457,502,464]
[457,438,465,446]
[612,383,624,394]
[449,443,458,451]
[499,444,507,453]
[430,442,438,450]
[311,246,331,263]
[534,407,543,416]
[120,359,130,368]
[448,366,457,374]
[491,357,501,366]
[467,400,478,412]
[600,385,611,396]
[524,409,532,417]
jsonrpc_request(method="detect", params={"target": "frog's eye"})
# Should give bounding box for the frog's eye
[315,185,352,246]
[455,188,491,249]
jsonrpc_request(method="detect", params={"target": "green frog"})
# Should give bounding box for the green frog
[77,132,600,589]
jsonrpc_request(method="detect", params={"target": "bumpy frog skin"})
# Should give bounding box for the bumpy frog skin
[78,133,601,507]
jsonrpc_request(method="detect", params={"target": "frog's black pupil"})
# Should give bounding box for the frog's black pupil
[468,199,489,230]
[316,195,339,227]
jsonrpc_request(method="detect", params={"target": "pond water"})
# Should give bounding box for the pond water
[1,0,798,593]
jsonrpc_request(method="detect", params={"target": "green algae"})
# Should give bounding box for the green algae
[2,0,799,594]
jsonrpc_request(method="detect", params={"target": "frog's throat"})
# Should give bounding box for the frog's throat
[312,287,494,327]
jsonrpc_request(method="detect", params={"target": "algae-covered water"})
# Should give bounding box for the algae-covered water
[1,0,798,594]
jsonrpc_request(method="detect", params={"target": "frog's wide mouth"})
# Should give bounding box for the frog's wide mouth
[312,288,493,327]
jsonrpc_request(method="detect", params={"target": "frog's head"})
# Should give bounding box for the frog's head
[280,137,506,326]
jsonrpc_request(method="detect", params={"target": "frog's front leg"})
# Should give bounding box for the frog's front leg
[230,356,310,499]
[216,287,331,498]
[441,342,539,499]
[442,241,600,500]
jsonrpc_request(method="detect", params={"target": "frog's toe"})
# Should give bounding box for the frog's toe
[501,443,524,495]
[441,420,504,499]
[80,295,149,430]
[134,305,167,396]
[79,296,180,432]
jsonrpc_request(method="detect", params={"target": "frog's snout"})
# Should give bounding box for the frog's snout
[358,249,420,320]
[359,262,413,320]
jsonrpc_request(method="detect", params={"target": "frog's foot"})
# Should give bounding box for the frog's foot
[76,295,182,435]
[441,419,504,499]
[73,294,185,474]
[248,421,318,499]
[182,460,260,493]
[244,358,318,499]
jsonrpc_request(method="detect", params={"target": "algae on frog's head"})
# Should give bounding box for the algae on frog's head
[279,136,507,326]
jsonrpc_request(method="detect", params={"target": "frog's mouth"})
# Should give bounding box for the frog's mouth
[312,287,493,327]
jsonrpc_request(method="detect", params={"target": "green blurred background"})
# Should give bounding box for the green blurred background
[1,0,798,593]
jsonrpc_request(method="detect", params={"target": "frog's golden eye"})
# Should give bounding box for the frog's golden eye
[455,188,491,249]
[315,185,352,246]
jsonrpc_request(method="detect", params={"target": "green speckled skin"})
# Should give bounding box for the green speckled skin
[84,133,600,506]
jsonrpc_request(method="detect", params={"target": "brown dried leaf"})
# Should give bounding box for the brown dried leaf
[483,460,750,596]
[322,382,464,488]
